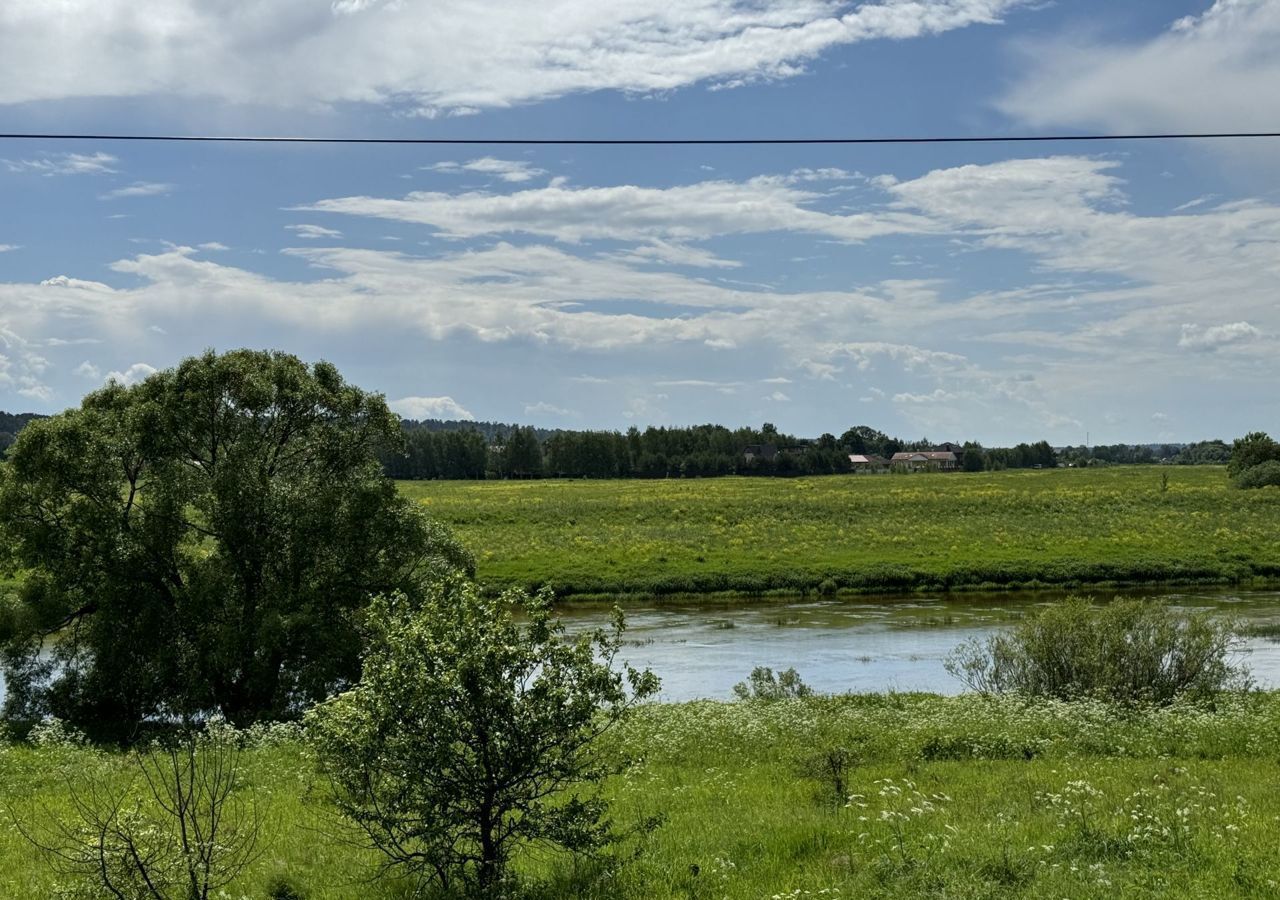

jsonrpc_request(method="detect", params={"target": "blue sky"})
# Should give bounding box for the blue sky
[2,0,1278,444]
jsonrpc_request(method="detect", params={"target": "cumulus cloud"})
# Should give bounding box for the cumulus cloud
[1000,0,1280,133]
[1178,321,1262,350]
[6,154,1280,438]
[2,152,118,176]
[427,158,548,183]
[0,0,1029,113]
[389,395,474,420]
[105,363,157,385]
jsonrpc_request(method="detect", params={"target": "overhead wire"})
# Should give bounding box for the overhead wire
[1,131,1279,146]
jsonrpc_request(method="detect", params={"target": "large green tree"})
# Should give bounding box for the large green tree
[0,350,472,738]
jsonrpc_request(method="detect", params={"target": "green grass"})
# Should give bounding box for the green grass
[5,694,1280,898]
[399,467,1280,599]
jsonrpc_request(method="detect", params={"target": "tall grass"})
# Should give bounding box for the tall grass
[4,695,1280,898]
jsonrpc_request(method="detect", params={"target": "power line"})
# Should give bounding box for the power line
[0,131,1279,146]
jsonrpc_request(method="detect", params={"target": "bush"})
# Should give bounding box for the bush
[1228,431,1280,478]
[15,724,261,899]
[265,875,307,900]
[945,597,1248,704]
[307,574,659,895]
[733,666,813,701]
[1233,460,1280,490]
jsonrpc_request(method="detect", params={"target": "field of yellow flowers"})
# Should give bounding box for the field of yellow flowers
[400,466,1280,598]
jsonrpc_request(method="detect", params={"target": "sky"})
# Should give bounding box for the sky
[1,0,1278,445]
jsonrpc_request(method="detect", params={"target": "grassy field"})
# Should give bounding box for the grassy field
[4,694,1280,898]
[400,467,1280,599]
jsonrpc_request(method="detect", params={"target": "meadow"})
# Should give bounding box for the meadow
[399,466,1280,599]
[4,694,1280,898]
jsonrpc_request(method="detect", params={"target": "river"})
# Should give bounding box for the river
[4,588,1280,705]
[555,588,1280,701]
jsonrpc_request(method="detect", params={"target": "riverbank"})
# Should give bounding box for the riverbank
[400,466,1280,600]
[3,693,1279,898]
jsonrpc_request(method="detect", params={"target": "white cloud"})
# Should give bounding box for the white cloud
[2,152,118,176]
[893,388,957,404]
[7,154,1280,438]
[766,391,791,402]
[1001,0,1280,133]
[1173,195,1217,213]
[798,359,842,380]
[524,400,576,417]
[427,158,548,183]
[824,341,967,373]
[301,176,932,244]
[1178,321,1262,350]
[0,326,55,402]
[0,244,18,253]
[99,182,172,200]
[105,363,157,385]
[75,361,101,379]
[0,0,1029,112]
[613,241,742,269]
[389,395,474,420]
[286,224,343,239]
[197,242,230,251]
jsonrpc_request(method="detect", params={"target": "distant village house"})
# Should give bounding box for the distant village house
[848,453,889,473]
[742,444,778,463]
[889,450,959,472]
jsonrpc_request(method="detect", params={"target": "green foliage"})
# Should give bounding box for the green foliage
[1233,459,1280,490]
[500,425,544,479]
[733,667,812,701]
[265,875,308,900]
[945,598,1248,703]
[1228,431,1280,478]
[398,466,1279,599]
[306,574,659,895]
[11,724,260,899]
[0,350,473,738]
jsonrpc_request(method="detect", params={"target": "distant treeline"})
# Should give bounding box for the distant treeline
[1059,441,1232,467]
[0,411,45,456]
[380,420,1224,481]
[0,410,1238,478]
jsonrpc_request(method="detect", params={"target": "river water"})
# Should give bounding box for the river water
[557,588,1280,701]
[5,589,1280,705]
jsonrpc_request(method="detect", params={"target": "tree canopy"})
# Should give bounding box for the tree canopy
[0,350,472,739]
